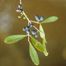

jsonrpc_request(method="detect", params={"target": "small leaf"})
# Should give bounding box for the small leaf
[42,39,48,56]
[39,24,47,43]
[41,16,58,23]
[39,24,45,38]
[31,36,44,52]
[4,35,26,44]
[29,42,39,65]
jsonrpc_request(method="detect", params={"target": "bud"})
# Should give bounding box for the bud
[31,30,37,35]
[35,16,44,22]
[16,4,23,13]
[28,23,33,28]
[23,26,30,34]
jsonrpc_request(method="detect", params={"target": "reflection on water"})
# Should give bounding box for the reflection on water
[0,0,66,66]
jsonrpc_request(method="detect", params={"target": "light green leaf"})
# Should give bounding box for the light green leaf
[42,39,48,56]
[29,42,39,65]
[4,35,26,44]
[31,36,44,52]
[42,16,58,23]
[39,24,48,56]
[39,24,47,43]
[39,24,45,38]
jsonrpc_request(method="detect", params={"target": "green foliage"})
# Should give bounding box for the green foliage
[42,39,48,56]
[39,24,47,43]
[4,35,26,44]
[31,36,44,52]
[4,0,59,65]
[39,24,48,56]
[41,16,58,23]
[39,24,45,38]
[29,42,39,65]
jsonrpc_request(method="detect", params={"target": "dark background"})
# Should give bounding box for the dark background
[0,0,66,66]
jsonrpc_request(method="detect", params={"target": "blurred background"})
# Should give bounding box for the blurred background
[0,0,66,66]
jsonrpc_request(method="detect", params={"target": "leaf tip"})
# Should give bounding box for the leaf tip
[43,51,48,56]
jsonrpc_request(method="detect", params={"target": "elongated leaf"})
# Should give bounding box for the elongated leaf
[42,39,48,56]
[29,42,39,65]
[39,24,45,38]
[4,35,26,44]
[41,16,58,23]
[39,24,48,56]
[31,36,44,52]
[39,24,47,43]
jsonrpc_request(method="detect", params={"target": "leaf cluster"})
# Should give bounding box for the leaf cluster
[4,16,58,65]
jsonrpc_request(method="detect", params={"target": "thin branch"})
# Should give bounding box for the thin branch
[30,20,40,24]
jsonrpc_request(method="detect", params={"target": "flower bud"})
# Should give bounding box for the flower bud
[35,16,44,22]
[31,30,37,35]
[16,4,23,13]
[28,23,33,28]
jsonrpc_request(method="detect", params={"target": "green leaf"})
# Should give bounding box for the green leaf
[39,24,45,38]
[39,24,48,56]
[42,16,58,23]
[31,36,44,52]
[42,39,48,56]
[4,35,26,44]
[39,24,47,43]
[29,42,39,65]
